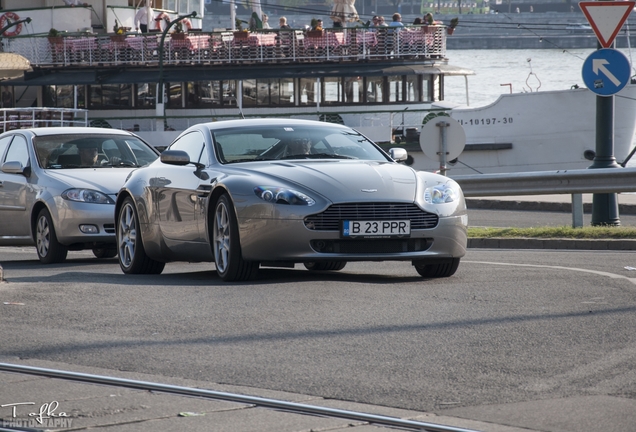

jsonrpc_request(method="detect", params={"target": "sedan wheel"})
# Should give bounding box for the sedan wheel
[35,208,68,264]
[304,261,347,271]
[117,197,165,274]
[213,194,258,281]
[414,258,460,278]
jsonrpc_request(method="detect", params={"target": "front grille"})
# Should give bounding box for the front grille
[310,238,433,254]
[305,203,439,231]
[103,224,116,234]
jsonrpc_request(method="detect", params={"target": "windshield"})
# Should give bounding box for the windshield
[211,125,391,164]
[34,134,159,169]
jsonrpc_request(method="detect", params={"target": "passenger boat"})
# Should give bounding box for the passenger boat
[1,4,635,175]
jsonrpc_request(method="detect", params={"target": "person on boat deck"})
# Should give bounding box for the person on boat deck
[135,0,154,33]
[389,13,404,30]
[279,17,291,29]
[413,17,424,25]
[262,14,271,29]
[312,19,323,30]
[63,0,88,6]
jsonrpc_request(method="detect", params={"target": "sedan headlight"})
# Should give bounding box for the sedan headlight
[424,183,459,204]
[61,188,115,204]
[254,186,315,206]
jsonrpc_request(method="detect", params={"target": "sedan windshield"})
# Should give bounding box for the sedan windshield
[35,134,159,169]
[212,125,391,164]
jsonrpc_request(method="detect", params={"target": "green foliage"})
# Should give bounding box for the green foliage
[468,226,636,239]
[449,17,459,29]
[48,28,60,37]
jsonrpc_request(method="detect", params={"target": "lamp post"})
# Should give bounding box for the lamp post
[157,11,196,131]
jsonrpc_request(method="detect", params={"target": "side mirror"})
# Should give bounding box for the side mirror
[389,147,408,162]
[1,161,29,176]
[160,150,190,166]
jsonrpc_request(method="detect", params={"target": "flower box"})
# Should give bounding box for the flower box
[47,36,64,45]
[446,27,454,35]
[307,30,323,38]
[233,31,249,39]
[110,34,126,42]
[171,32,187,40]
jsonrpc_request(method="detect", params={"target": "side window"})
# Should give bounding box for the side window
[5,135,29,167]
[169,131,206,165]
[0,135,13,162]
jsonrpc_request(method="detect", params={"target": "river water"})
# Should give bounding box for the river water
[443,48,636,107]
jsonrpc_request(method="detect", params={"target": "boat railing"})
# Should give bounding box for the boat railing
[1,26,446,67]
[0,108,88,132]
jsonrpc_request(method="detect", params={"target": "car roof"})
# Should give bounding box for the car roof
[196,118,351,131]
[12,127,137,137]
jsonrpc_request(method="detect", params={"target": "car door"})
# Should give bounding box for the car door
[156,130,211,246]
[0,134,32,239]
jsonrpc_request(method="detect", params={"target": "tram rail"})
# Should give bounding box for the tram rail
[0,362,479,432]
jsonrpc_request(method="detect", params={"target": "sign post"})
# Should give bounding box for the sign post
[579,1,634,226]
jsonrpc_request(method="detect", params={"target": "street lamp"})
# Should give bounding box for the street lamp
[157,11,197,131]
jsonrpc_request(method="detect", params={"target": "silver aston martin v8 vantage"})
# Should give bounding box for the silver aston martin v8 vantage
[115,119,468,281]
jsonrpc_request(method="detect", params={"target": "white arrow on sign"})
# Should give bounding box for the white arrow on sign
[592,59,621,86]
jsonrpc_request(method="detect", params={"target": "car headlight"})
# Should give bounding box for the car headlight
[61,189,115,204]
[424,183,459,204]
[254,186,315,206]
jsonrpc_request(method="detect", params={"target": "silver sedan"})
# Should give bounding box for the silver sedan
[0,127,160,263]
[115,119,468,281]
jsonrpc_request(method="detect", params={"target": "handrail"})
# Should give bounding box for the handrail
[452,167,636,197]
[452,167,636,228]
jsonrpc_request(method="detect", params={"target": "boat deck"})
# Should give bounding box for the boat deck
[3,26,447,67]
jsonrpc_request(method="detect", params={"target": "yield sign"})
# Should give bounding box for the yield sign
[579,1,635,48]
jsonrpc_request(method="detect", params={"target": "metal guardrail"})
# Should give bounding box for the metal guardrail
[453,167,636,197]
[452,167,636,227]
[2,26,447,68]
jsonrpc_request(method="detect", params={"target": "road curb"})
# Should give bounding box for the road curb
[468,238,636,250]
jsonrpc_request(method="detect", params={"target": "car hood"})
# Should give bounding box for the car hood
[248,160,418,202]
[45,169,133,195]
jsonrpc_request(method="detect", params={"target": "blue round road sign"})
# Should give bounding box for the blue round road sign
[582,48,632,96]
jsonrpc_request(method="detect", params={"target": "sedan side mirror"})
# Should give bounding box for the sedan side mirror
[1,161,30,177]
[160,150,190,166]
[389,147,408,162]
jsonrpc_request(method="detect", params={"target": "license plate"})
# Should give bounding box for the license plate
[342,220,411,238]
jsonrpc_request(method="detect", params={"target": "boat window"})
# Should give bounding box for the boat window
[43,85,85,109]
[387,75,403,102]
[89,84,132,109]
[344,77,363,103]
[365,77,384,103]
[222,80,238,106]
[322,77,342,105]
[167,83,183,108]
[187,82,220,108]
[299,78,317,105]
[406,75,420,102]
[136,83,157,108]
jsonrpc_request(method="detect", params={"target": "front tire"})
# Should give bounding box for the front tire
[414,258,460,278]
[117,197,165,274]
[304,261,347,271]
[212,194,258,281]
[35,208,68,264]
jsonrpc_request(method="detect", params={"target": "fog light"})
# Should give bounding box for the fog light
[80,225,99,234]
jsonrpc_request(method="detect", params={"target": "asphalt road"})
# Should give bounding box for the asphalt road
[1,245,635,428]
